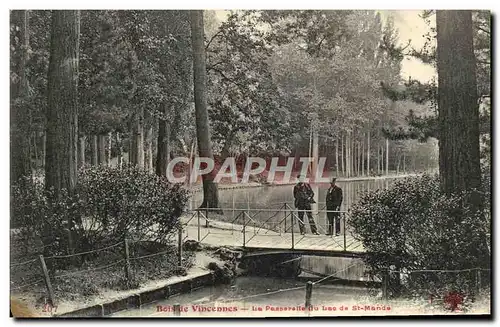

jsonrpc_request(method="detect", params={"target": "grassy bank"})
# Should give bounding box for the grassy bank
[9,232,215,316]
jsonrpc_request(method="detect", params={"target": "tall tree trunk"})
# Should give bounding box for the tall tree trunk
[403,152,406,173]
[354,138,358,177]
[156,103,170,177]
[361,132,365,176]
[396,153,401,175]
[107,131,112,166]
[345,131,349,177]
[349,131,353,177]
[312,120,319,183]
[378,142,382,174]
[352,131,356,177]
[129,124,135,165]
[116,132,123,169]
[78,135,85,168]
[42,132,46,168]
[10,10,32,184]
[45,10,80,259]
[357,140,361,176]
[413,152,416,172]
[45,10,79,194]
[385,138,389,176]
[436,10,481,195]
[340,132,344,176]
[190,10,220,212]
[91,134,98,165]
[97,134,106,165]
[367,130,371,175]
[33,131,39,169]
[335,135,339,178]
[132,108,145,169]
[436,10,487,262]
[145,125,153,172]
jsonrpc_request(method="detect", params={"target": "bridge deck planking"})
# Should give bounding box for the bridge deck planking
[182,221,365,255]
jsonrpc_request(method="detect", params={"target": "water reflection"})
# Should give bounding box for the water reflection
[112,275,374,317]
[188,178,399,231]
[190,178,395,211]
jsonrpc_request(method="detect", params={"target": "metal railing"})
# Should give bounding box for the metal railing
[182,203,362,252]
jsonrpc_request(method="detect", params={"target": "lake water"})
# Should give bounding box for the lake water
[190,178,397,212]
[111,175,432,318]
[187,177,404,232]
[111,274,379,318]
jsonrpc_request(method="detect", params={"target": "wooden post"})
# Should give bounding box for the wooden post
[476,269,482,295]
[197,210,201,242]
[291,206,295,250]
[39,255,55,307]
[173,303,181,316]
[305,281,313,310]
[243,209,246,247]
[382,269,389,300]
[178,225,183,267]
[343,213,347,251]
[123,238,132,288]
[283,203,287,234]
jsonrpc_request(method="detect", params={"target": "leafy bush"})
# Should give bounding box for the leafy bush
[76,166,190,249]
[11,167,190,266]
[11,177,80,259]
[350,174,490,298]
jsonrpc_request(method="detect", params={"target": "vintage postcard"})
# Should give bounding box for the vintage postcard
[9,8,491,318]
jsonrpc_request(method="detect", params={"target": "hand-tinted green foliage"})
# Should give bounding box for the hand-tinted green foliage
[11,167,190,261]
[350,174,490,297]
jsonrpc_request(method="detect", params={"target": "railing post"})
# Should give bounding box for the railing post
[305,281,313,310]
[38,255,55,307]
[243,209,246,247]
[382,269,389,300]
[476,269,482,295]
[343,213,347,251]
[291,205,295,250]
[173,303,181,316]
[123,238,132,289]
[197,210,201,242]
[283,203,287,234]
[178,225,183,267]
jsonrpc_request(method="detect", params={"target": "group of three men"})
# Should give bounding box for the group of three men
[293,176,343,236]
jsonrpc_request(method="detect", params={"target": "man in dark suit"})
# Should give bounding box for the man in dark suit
[326,178,343,236]
[293,175,319,235]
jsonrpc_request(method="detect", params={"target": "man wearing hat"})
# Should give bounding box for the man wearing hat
[326,178,343,236]
[293,174,319,235]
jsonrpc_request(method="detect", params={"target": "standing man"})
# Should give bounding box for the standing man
[326,178,343,236]
[293,175,319,235]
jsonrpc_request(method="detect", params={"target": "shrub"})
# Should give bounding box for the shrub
[76,166,190,249]
[11,176,80,260]
[350,173,490,298]
[11,167,190,266]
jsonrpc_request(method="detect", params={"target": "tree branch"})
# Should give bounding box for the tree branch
[477,59,491,65]
[205,30,224,51]
[476,25,490,35]
[208,66,245,89]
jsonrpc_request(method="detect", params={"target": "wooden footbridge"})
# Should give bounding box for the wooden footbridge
[180,203,365,258]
